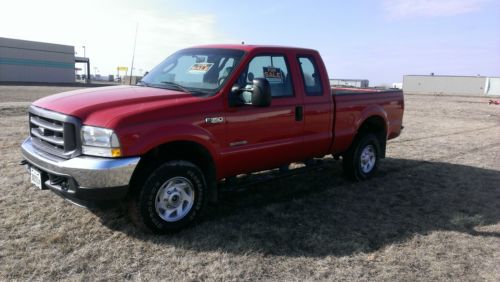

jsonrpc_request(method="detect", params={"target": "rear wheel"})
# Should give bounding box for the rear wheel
[343,134,381,181]
[128,160,207,233]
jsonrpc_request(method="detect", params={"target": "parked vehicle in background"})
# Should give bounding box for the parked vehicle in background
[20,45,404,233]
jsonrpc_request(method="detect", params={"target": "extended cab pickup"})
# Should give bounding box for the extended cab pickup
[21,45,404,232]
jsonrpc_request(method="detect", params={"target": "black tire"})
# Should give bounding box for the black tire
[342,133,381,181]
[128,160,207,233]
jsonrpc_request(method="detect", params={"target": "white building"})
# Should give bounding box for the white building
[330,78,369,88]
[392,83,403,89]
[403,75,500,96]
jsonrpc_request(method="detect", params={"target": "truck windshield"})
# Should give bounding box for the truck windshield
[141,48,245,95]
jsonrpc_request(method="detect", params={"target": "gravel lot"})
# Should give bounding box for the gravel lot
[1,85,499,281]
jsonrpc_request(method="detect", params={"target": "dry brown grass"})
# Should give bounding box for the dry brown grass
[1,86,499,281]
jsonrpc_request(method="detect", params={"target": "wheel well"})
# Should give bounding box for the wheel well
[129,141,217,201]
[357,116,387,157]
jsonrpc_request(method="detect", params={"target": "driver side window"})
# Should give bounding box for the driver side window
[238,55,293,98]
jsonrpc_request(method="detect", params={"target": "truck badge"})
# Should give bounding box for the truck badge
[205,117,224,124]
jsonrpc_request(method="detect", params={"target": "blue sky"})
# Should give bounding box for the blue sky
[1,0,499,85]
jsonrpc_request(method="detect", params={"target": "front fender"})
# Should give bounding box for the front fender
[120,123,221,164]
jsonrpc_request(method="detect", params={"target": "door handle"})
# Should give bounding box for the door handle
[295,106,303,121]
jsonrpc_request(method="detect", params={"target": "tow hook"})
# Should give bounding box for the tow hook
[20,160,28,166]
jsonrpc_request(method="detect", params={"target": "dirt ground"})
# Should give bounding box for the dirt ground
[0,85,499,281]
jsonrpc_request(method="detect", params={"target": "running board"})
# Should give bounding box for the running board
[218,158,334,192]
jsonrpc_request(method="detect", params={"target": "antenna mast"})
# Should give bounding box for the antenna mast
[129,23,139,85]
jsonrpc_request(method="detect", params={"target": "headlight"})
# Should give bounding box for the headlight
[81,126,122,157]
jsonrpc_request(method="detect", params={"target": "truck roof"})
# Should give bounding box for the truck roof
[189,44,318,53]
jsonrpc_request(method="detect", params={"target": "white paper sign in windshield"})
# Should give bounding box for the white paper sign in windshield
[189,63,214,74]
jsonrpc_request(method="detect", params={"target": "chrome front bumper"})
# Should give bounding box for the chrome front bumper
[21,138,140,190]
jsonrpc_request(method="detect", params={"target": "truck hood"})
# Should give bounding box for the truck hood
[32,85,196,127]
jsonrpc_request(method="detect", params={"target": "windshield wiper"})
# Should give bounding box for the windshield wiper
[160,81,191,93]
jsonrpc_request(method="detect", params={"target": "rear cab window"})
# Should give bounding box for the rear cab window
[297,56,324,96]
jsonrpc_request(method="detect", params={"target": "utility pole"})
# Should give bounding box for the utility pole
[82,46,88,83]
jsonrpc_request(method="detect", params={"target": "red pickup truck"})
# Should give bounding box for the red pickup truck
[21,45,404,232]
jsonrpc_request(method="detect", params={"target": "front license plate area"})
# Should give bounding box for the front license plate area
[30,167,42,189]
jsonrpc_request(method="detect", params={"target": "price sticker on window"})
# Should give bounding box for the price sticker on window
[189,63,214,73]
[263,67,283,83]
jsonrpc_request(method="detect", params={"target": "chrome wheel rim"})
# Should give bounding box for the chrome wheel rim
[155,176,195,222]
[360,144,376,173]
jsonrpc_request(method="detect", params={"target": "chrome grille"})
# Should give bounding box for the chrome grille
[29,106,81,159]
[30,116,65,148]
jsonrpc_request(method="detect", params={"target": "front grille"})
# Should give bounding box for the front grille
[29,106,81,159]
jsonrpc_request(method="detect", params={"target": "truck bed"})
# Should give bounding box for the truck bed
[330,87,404,154]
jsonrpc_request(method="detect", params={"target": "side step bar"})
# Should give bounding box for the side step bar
[218,158,335,192]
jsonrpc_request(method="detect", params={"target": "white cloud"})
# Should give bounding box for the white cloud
[0,0,234,75]
[383,0,490,19]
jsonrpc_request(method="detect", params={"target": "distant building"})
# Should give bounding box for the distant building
[392,83,403,89]
[403,75,500,96]
[123,75,143,85]
[330,78,369,88]
[0,37,85,83]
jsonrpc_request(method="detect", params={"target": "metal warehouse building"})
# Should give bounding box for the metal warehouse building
[0,37,76,83]
[330,78,369,88]
[403,75,500,96]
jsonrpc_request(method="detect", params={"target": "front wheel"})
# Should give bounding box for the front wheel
[128,160,207,233]
[342,133,381,181]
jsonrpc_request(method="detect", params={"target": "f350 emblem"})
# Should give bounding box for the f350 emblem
[205,117,224,124]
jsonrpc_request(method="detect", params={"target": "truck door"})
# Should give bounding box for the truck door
[221,54,304,176]
[296,54,333,158]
